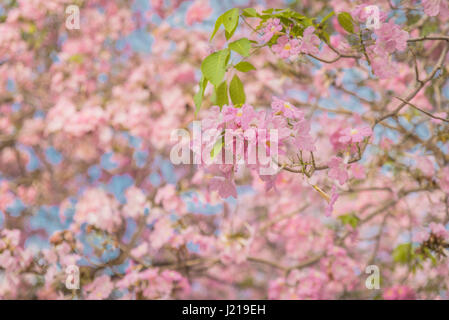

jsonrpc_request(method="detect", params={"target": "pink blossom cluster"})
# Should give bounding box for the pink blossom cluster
[383,285,416,300]
[196,97,315,198]
[1,0,449,301]
[272,27,320,59]
[422,0,449,18]
[370,21,410,78]
[414,222,449,242]
[0,229,34,297]
[116,269,190,300]
[261,18,282,43]
[272,36,301,59]
[351,4,388,25]
[269,247,359,299]
[185,0,212,26]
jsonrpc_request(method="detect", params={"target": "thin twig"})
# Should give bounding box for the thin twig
[395,97,449,123]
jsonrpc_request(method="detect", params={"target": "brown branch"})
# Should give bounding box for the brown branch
[375,42,449,125]
[407,35,449,43]
[395,97,449,123]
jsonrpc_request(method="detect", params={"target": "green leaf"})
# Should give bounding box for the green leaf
[224,52,231,66]
[201,49,230,86]
[338,213,359,229]
[393,243,413,264]
[222,8,239,33]
[229,74,245,105]
[215,81,228,107]
[242,8,258,17]
[210,137,224,159]
[234,61,256,72]
[262,9,274,14]
[210,16,223,41]
[26,22,37,34]
[68,54,84,64]
[194,76,208,115]
[274,8,303,20]
[229,38,251,57]
[421,21,439,37]
[299,17,315,27]
[225,22,238,40]
[337,12,354,33]
[320,11,335,25]
[318,30,330,43]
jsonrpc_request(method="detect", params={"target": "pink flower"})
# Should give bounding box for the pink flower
[374,21,409,53]
[16,185,37,205]
[85,275,114,300]
[116,269,141,289]
[325,186,339,216]
[351,4,387,24]
[123,187,150,219]
[258,173,278,192]
[383,285,416,300]
[272,36,301,59]
[222,105,238,122]
[0,182,14,212]
[185,0,212,26]
[149,217,173,250]
[220,242,249,265]
[422,0,449,17]
[261,18,282,43]
[423,0,440,16]
[224,104,257,129]
[130,242,148,258]
[201,105,223,128]
[329,127,347,151]
[271,97,304,119]
[266,113,292,140]
[294,120,316,151]
[415,156,435,177]
[299,26,320,55]
[429,222,449,240]
[210,176,237,198]
[339,126,372,144]
[350,163,366,179]
[328,156,348,185]
[155,184,184,212]
[371,54,398,79]
[413,230,430,242]
[438,167,449,193]
[1,229,20,248]
[0,251,16,270]
[74,189,121,233]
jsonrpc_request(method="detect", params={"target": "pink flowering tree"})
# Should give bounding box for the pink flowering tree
[1,0,449,300]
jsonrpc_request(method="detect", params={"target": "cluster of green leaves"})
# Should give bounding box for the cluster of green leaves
[337,12,355,34]
[338,212,360,229]
[249,8,336,43]
[194,8,257,114]
[392,242,438,273]
[253,8,314,39]
[194,7,333,115]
